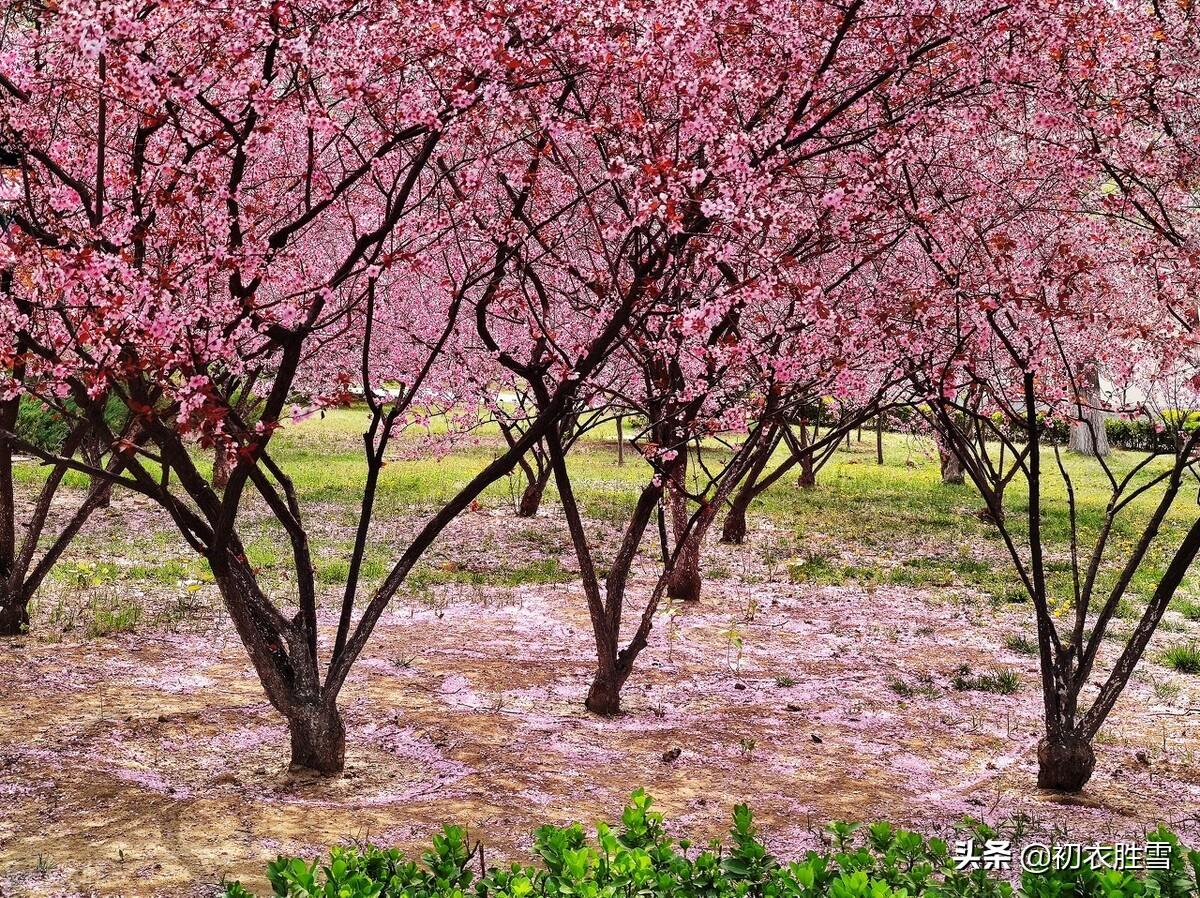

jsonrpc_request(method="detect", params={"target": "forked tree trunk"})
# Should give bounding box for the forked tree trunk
[517,469,551,517]
[208,550,340,775]
[1037,734,1095,792]
[84,431,111,509]
[666,541,702,602]
[0,582,30,637]
[719,426,783,545]
[286,700,346,775]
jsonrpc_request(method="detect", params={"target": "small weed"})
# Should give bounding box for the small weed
[774,675,796,688]
[85,596,142,637]
[1174,599,1200,622]
[952,665,1020,694]
[1002,585,1029,604]
[1162,643,1200,675]
[1150,676,1181,703]
[1004,634,1038,655]
[887,673,938,699]
[724,625,745,672]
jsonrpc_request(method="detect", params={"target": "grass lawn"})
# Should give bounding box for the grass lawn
[19,407,1200,624]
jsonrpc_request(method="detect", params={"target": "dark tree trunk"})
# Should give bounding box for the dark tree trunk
[517,470,550,518]
[875,415,884,465]
[286,701,346,775]
[721,495,750,544]
[798,452,816,488]
[585,669,622,715]
[616,415,625,466]
[666,546,702,602]
[1037,734,1095,792]
[0,583,30,637]
[719,425,783,545]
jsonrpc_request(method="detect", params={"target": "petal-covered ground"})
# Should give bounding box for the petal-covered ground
[3,499,1199,898]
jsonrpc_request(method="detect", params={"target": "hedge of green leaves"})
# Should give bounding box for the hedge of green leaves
[13,395,128,454]
[1103,413,1200,453]
[225,791,1199,898]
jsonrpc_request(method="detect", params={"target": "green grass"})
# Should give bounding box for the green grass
[887,674,939,699]
[84,597,143,637]
[16,412,1200,633]
[951,665,1020,694]
[1173,599,1200,622]
[1161,643,1200,675]
[1004,634,1039,655]
[315,557,392,586]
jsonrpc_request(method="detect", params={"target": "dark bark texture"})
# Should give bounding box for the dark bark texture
[1036,735,1096,792]
[286,702,346,775]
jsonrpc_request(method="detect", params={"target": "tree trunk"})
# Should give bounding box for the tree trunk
[1069,415,1109,456]
[212,449,231,491]
[667,487,702,602]
[616,415,625,466]
[585,668,622,715]
[875,416,884,465]
[0,583,30,637]
[721,494,750,544]
[666,542,702,602]
[1069,412,1109,456]
[1037,734,1095,792]
[286,701,346,775]
[938,442,964,484]
[1068,367,1109,457]
[517,470,550,517]
[84,431,111,509]
[798,452,816,488]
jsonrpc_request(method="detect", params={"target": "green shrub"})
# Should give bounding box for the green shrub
[225,792,1199,898]
[1105,411,1200,453]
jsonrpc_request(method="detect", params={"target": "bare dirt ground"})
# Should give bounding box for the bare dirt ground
[2,500,1200,897]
